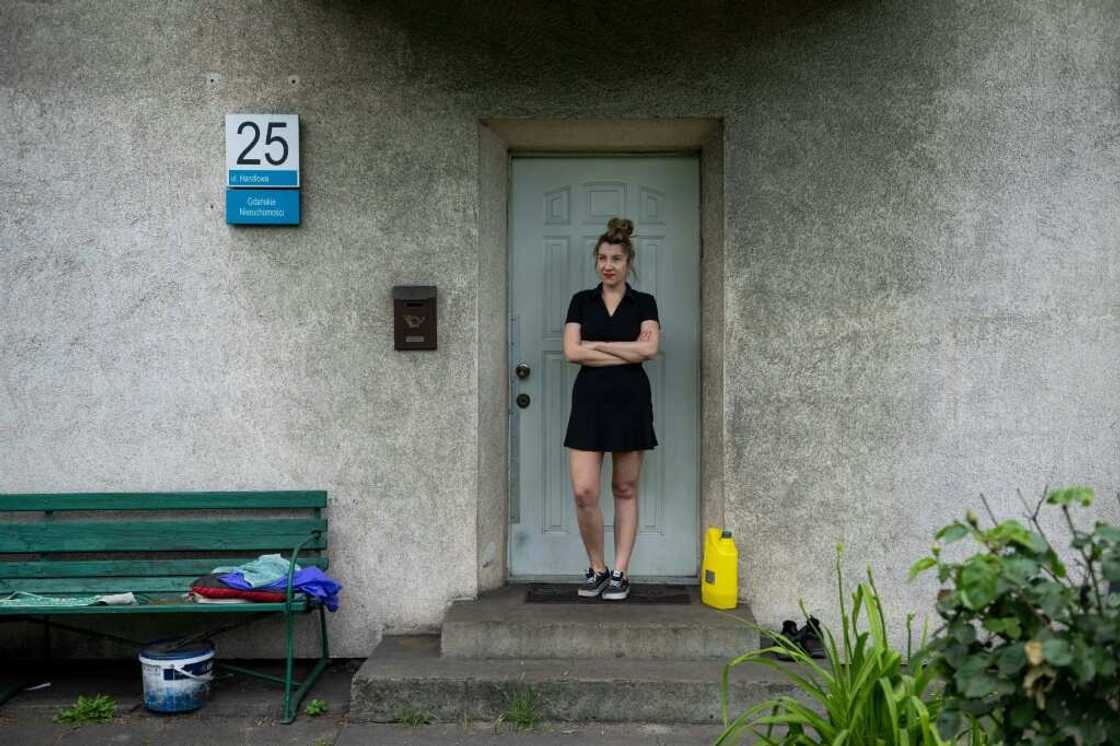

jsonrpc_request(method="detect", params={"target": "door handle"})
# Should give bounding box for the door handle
[515,363,531,380]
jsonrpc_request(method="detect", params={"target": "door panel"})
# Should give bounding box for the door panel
[509,156,699,578]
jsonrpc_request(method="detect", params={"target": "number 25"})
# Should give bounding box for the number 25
[236,121,288,166]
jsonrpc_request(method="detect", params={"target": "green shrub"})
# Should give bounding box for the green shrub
[717,546,950,745]
[54,694,116,725]
[911,486,1120,745]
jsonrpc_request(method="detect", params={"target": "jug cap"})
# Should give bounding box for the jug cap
[721,530,732,538]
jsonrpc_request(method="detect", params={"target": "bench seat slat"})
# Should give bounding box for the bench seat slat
[0,491,326,512]
[0,519,327,553]
[0,557,328,579]
[3,576,205,593]
[0,597,311,616]
[0,576,303,593]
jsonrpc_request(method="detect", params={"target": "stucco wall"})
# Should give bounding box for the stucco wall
[2,1,1118,656]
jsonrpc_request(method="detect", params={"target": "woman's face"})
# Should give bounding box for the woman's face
[596,242,629,286]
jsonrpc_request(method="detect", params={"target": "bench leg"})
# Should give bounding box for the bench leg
[282,607,296,722]
[279,604,331,725]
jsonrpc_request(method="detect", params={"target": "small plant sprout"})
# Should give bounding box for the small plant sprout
[54,694,117,725]
[304,697,328,717]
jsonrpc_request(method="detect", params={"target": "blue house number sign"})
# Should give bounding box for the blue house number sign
[225,114,300,225]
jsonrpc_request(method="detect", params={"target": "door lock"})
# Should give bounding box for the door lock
[516,393,531,409]
[515,363,531,380]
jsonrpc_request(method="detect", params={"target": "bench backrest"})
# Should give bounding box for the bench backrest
[0,491,327,595]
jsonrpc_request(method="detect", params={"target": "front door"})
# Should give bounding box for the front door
[508,156,700,579]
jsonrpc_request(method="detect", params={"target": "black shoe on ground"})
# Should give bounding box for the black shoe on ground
[578,567,611,598]
[769,619,800,659]
[602,570,630,601]
[798,616,826,659]
[771,616,826,660]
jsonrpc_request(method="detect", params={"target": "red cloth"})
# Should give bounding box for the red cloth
[189,585,288,602]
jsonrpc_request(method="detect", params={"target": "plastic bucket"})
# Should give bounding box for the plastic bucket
[138,640,214,713]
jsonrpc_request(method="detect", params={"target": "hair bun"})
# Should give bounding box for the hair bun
[606,217,634,237]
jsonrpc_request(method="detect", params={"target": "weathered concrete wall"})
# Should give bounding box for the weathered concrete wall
[1,1,485,657]
[2,0,1119,656]
[723,0,1120,635]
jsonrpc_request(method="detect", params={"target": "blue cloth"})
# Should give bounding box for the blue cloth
[211,554,296,588]
[220,566,342,612]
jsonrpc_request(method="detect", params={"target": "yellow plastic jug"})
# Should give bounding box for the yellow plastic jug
[701,527,738,610]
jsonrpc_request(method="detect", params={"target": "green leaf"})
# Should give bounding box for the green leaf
[936,707,961,741]
[982,616,1022,639]
[908,557,937,580]
[1005,618,1022,639]
[1003,556,1042,584]
[959,556,1000,610]
[986,520,1037,551]
[1024,532,1050,554]
[962,672,997,699]
[1102,558,1120,583]
[1094,524,1120,544]
[1041,638,1072,666]
[950,620,978,645]
[936,523,971,543]
[1031,581,1068,619]
[1047,486,1094,507]
[955,652,991,680]
[1047,551,1067,578]
[991,677,1017,696]
[1010,699,1036,728]
[1092,648,1117,678]
[1071,649,1095,684]
[996,643,1026,675]
[941,640,968,669]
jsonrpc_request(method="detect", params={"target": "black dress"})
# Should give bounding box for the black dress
[563,282,659,452]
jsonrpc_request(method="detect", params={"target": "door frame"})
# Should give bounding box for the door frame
[475,119,726,591]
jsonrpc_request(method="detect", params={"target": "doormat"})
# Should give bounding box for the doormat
[525,583,692,605]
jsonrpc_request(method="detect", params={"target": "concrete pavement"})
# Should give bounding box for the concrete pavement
[0,659,737,744]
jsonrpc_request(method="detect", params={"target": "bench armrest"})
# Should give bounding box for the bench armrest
[285,531,322,606]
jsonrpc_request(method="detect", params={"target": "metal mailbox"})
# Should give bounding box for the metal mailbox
[393,286,437,350]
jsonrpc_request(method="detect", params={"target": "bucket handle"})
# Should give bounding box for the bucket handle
[171,664,213,682]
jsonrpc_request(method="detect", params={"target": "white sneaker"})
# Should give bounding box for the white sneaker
[601,570,630,600]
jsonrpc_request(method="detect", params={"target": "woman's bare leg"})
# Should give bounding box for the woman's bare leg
[569,448,606,572]
[610,450,643,573]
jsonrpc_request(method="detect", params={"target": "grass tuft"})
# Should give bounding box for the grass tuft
[393,704,433,726]
[499,685,540,730]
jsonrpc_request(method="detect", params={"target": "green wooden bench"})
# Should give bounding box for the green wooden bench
[0,491,330,723]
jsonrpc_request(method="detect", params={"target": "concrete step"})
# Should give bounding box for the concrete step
[351,635,796,725]
[441,584,760,660]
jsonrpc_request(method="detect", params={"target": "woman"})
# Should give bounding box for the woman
[562,217,660,601]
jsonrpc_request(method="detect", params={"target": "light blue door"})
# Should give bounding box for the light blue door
[509,156,700,579]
